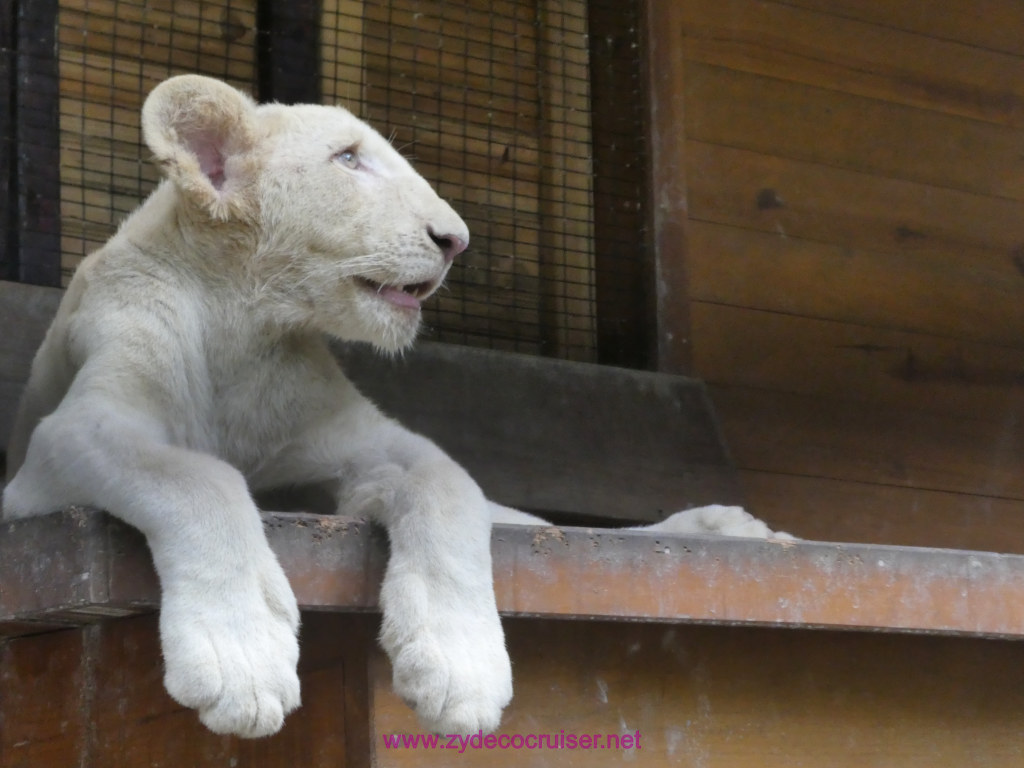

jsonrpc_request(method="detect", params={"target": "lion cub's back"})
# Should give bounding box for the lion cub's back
[6,235,185,474]
[4,263,94,476]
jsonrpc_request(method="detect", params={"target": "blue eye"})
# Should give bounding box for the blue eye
[334,149,359,169]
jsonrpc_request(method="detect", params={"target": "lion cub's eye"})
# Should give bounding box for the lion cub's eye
[334,149,360,170]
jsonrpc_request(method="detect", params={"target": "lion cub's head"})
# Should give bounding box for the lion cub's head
[140,74,468,351]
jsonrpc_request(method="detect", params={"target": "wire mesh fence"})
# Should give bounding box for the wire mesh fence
[56,0,258,282]
[3,0,649,364]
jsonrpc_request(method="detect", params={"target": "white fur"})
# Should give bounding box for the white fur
[490,503,792,537]
[3,75,503,737]
[3,75,787,738]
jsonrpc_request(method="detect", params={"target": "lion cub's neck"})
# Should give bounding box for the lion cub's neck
[113,181,318,342]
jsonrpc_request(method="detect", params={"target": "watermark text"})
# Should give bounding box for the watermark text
[382,730,641,753]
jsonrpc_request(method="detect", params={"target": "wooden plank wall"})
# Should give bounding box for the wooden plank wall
[371,620,1024,767]
[7,614,1024,767]
[670,0,1024,553]
[0,613,374,767]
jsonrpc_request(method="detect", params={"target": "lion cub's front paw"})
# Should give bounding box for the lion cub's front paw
[381,578,513,734]
[160,557,301,737]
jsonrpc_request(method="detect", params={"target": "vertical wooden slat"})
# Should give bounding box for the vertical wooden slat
[588,0,654,369]
[641,0,691,373]
[15,0,62,287]
[339,613,374,766]
[257,0,322,104]
[0,0,15,281]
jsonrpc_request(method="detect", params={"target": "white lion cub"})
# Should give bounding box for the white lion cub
[3,75,786,738]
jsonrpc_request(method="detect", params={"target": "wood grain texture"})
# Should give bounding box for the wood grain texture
[0,613,372,767]
[685,62,1024,200]
[9,510,1024,640]
[371,620,1024,767]
[537,0,596,360]
[360,0,599,361]
[691,302,1024,421]
[7,575,1024,766]
[644,0,691,374]
[679,0,1024,126]
[686,221,1024,349]
[788,0,1024,57]
[712,385,1024,501]
[669,0,1024,550]
[0,626,92,768]
[737,470,1024,554]
[56,0,258,282]
[687,142,1024,259]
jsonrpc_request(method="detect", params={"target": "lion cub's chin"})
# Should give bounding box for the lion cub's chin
[330,285,425,353]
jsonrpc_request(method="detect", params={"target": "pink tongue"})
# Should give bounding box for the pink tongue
[379,285,421,309]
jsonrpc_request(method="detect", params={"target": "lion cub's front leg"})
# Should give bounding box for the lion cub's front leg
[4,397,301,737]
[278,405,513,734]
[349,448,512,734]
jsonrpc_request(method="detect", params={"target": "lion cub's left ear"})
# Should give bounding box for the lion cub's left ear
[142,75,260,221]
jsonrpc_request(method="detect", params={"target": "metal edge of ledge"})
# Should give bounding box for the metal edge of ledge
[3,508,1024,640]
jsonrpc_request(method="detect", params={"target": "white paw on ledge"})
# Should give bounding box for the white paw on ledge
[159,555,301,738]
[641,505,795,540]
[380,571,513,735]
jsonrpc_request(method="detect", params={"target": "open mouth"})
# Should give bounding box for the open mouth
[354,276,438,309]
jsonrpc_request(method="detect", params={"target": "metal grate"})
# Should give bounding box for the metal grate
[4,0,649,365]
[325,0,598,359]
[56,0,258,277]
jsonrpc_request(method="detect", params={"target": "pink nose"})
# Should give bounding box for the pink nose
[429,227,468,263]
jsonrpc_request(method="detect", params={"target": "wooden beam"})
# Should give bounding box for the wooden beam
[641,0,692,374]
[257,0,322,104]
[0,0,14,282]
[334,340,740,521]
[6,509,1024,640]
[587,0,654,369]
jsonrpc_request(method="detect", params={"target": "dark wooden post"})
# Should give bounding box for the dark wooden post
[3,0,63,287]
[0,0,16,282]
[640,0,692,374]
[588,0,656,370]
[257,0,322,104]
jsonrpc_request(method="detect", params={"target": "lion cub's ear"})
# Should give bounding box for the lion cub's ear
[141,75,260,221]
